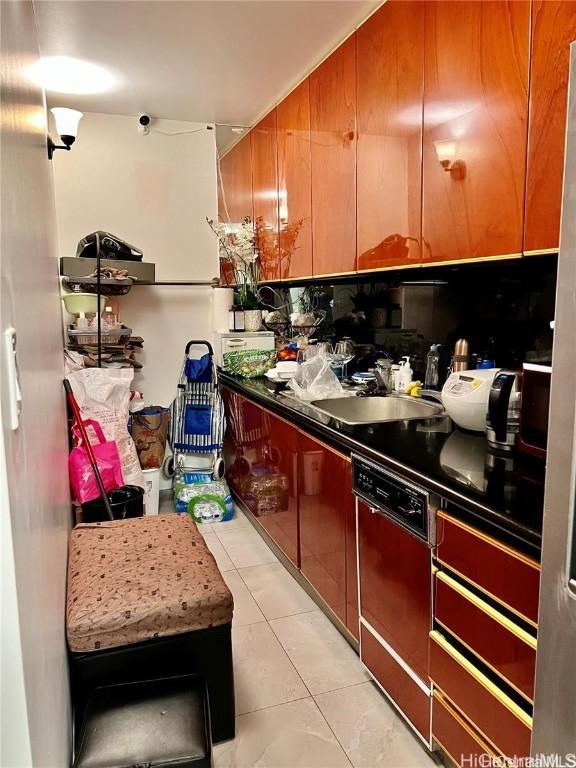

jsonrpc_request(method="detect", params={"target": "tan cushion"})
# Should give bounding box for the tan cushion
[66,515,233,653]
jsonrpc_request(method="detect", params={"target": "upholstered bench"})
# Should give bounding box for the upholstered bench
[67,515,235,744]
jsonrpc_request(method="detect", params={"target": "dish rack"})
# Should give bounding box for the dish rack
[67,325,132,347]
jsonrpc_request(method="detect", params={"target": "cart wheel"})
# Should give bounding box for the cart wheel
[214,457,225,480]
[162,455,175,479]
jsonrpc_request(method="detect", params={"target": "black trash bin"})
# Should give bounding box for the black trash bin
[81,485,144,523]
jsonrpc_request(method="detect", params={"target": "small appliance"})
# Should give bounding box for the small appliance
[441,368,499,432]
[76,231,144,262]
[215,330,275,368]
[486,370,522,452]
[518,363,551,460]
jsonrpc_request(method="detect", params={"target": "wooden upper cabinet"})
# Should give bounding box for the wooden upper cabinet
[277,79,313,279]
[524,1,576,254]
[251,109,279,281]
[356,0,424,272]
[218,134,253,225]
[218,134,253,284]
[422,1,530,264]
[310,35,357,276]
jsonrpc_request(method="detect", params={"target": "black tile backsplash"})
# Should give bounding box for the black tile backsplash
[261,255,557,381]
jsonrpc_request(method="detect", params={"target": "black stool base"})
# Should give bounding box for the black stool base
[73,675,212,768]
[70,623,235,745]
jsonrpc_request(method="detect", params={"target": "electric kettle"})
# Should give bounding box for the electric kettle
[486,370,522,451]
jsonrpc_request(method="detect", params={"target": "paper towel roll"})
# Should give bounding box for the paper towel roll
[212,287,234,333]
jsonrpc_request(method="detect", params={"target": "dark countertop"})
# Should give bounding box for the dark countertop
[218,371,544,559]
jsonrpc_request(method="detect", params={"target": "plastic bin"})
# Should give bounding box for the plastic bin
[143,468,160,516]
[81,485,144,523]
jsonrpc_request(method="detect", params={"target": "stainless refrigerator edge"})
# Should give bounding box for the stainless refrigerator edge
[532,42,576,757]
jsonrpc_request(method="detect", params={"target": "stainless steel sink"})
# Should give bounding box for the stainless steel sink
[308,395,443,425]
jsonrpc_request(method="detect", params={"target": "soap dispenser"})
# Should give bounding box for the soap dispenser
[396,356,413,393]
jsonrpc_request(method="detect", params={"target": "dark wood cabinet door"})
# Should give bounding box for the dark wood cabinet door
[435,572,536,702]
[356,0,423,272]
[436,512,540,626]
[432,690,497,767]
[218,134,253,225]
[358,501,431,682]
[346,498,358,640]
[257,412,299,567]
[298,433,350,624]
[310,35,357,277]
[222,390,269,512]
[218,135,253,285]
[251,109,279,281]
[524,0,576,254]
[422,1,529,264]
[361,625,431,741]
[277,79,313,279]
[430,632,532,759]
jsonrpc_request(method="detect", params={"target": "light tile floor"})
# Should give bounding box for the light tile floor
[161,501,439,768]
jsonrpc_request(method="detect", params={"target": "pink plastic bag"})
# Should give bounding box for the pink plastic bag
[69,419,124,504]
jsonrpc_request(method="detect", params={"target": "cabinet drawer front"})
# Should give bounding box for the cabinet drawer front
[361,623,431,742]
[435,571,536,701]
[433,690,497,767]
[430,631,531,758]
[436,512,540,625]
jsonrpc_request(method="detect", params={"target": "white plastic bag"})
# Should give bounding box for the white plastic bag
[67,368,145,489]
[288,356,345,401]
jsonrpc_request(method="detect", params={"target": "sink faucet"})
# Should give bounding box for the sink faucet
[373,368,391,394]
[359,372,390,397]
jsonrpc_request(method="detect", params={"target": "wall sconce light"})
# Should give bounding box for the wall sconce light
[47,107,83,159]
[434,139,466,180]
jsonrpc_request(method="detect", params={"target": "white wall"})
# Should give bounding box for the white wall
[52,111,220,487]
[52,111,219,398]
[52,111,218,281]
[1,2,72,765]
[119,286,214,407]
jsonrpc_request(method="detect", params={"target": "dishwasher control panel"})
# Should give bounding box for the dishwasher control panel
[352,455,434,542]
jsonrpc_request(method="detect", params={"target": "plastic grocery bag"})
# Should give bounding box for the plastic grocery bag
[67,368,145,489]
[69,419,124,503]
[288,355,345,401]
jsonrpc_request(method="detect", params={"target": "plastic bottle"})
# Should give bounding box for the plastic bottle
[425,344,441,390]
[102,306,118,331]
[76,311,88,330]
[391,364,400,391]
[396,356,413,393]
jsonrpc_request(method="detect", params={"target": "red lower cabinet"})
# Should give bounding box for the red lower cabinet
[222,390,298,566]
[436,512,540,626]
[345,500,358,640]
[358,501,431,681]
[298,433,350,626]
[434,571,536,701]
[432,690,497,767]
[361,625,431,741]
[256,412,299,567]
[430,631,532,759]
